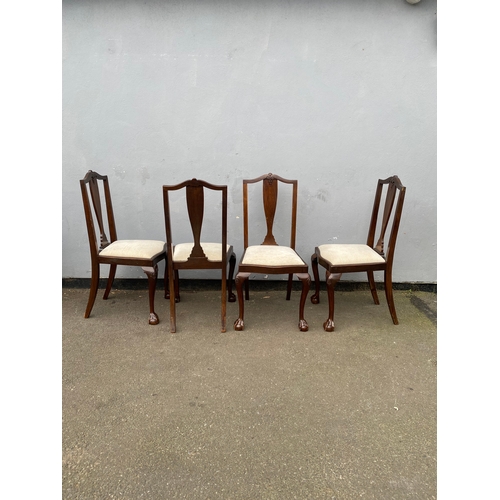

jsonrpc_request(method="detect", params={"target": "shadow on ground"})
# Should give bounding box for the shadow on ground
[63,286,436,499]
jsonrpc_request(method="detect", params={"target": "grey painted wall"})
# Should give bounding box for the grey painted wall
[62,0,436,283]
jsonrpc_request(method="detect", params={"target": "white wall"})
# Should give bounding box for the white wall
[62,0,436,283]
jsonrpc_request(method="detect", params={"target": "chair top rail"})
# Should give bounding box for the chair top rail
[163,178,227,192]
[243,172,297,186]
[81,170,108,183]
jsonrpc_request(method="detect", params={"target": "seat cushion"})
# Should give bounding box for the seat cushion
[173,242,231,263]
[318,244,385,266]
[99,240,166,259]
[241,245,306,266]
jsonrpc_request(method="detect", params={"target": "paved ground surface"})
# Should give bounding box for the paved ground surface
[62,285,437,499]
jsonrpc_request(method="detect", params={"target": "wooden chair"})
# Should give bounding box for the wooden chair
[162,179,236,333]
[80,170,167,325]
[311,175,406,331]
[233,173,311,332]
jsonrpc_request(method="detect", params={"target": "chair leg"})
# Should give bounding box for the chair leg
[167,265,177,333]
[227,252,236,303]
[384,269,399,325]
[174,270,180,302]
[103,264,117,300]
[166,269,180,303]
[310,253,321,304]
[324,271,342,332]
[142,266,159,325]
[244,278,250,301]
[221,265,227,333]
[84,261,100,318]
[296,273,310,332]
[367,270,380,305]
[286,273,293,300]
[164,261,169,299]
[234,272,250,331]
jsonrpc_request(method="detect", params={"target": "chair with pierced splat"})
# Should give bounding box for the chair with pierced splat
[233,173,311,332]
[162,179,236,333]
[80,170,166,325]
[310,175,406,331]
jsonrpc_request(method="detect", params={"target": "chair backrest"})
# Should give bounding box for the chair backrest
[242,173,298,250]
[367,175,406,266]
[163,179,228,265]
[80,170,117,258]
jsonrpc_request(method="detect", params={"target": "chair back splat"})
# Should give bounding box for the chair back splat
[243,172,298,249]
[262,175,278,245]
[80,170,166,325]
[162,178,236,333]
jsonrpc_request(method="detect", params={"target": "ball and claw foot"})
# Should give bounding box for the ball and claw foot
[310,293,320,305]
[228,292,236,303]
[323,319,334,332]
[234,318,244,331]
[149,312,159,325]
[299,319,309,332]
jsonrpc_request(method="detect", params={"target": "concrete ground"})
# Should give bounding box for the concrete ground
[62,283,437,499]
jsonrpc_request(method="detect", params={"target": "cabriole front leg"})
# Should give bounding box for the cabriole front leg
[234,272,250,331]
[227,252,237,303]
[310,253,321,304]
[143,265,159,325]
[324,271,341,332]
[296,273,310,332]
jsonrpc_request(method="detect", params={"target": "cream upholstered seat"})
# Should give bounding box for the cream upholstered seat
[311,175,406,332]
[80,171,167,325]
[163,179,236,333]
[173,243,232,263]
[316,244,385,267]
[99,240,166,260]
[233,173,311,332]
[241,245,307,267]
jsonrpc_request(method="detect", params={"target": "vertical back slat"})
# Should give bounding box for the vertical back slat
[89,176,110,250]
[186,183,205,258]
[262,175,278,245]
[374,182,396,256]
